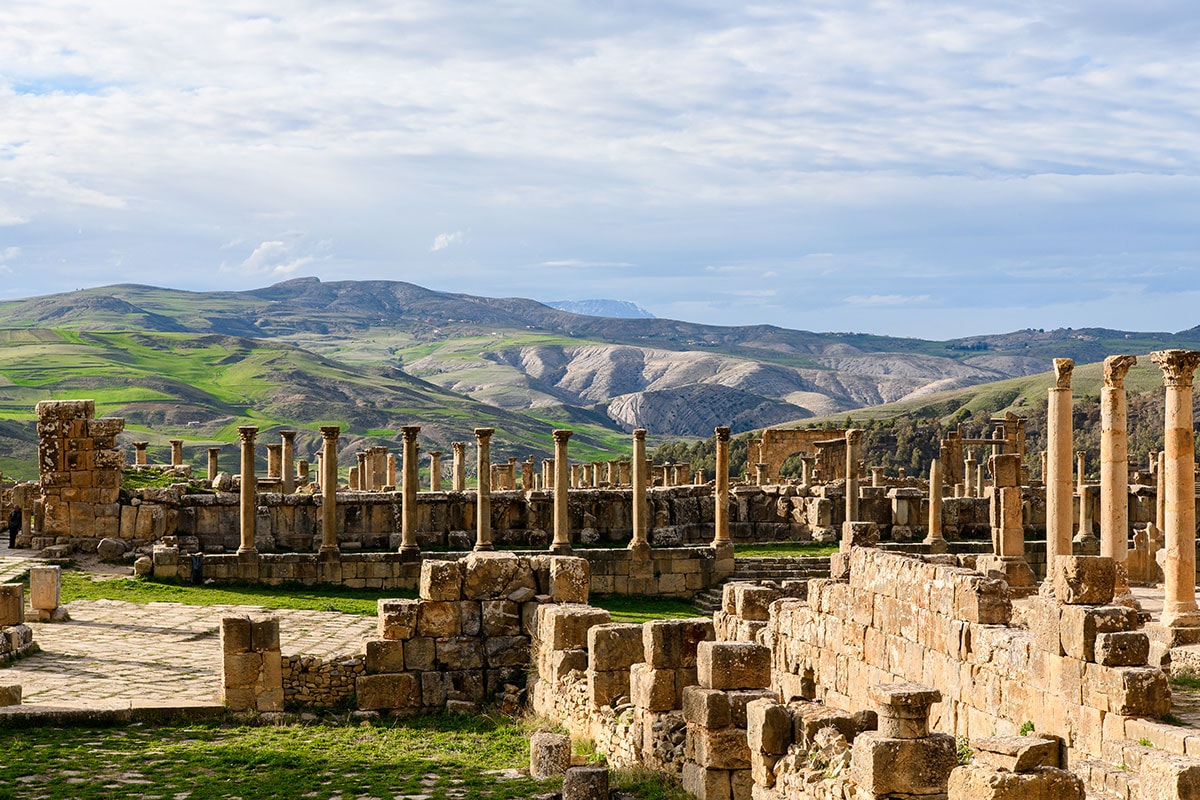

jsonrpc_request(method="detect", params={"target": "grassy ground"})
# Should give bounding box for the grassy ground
[55,571,704,621]
[733,542,838,558]
[0,714,688,800]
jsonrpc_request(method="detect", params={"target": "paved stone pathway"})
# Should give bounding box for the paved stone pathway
[0,554,41,584]
[8,600,377,709]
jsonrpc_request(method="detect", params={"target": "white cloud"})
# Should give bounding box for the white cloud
[230,239,318,277]
[845,294,934,307]
[0,247,19,261]
[431,231,465,252]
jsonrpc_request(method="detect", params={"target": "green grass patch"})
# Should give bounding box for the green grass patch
[590,594,704,623]
[1171,673,1200,691]
[59,571,412,615]
[733,542,838,558]
[121,470,188,490]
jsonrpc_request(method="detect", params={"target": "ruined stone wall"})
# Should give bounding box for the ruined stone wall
[35,400,124,540]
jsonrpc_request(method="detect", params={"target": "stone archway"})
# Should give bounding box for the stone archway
[753,428,847,483]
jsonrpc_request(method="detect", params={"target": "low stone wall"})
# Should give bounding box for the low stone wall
[282,654,363,709]
[0,584,37,667]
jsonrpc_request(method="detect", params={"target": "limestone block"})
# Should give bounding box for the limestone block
[537,603,611,650]
[529,731,571,779]
[1059,604,1138,662]
[419,559,463,601]
[693,725,751,769]
[223,651,263,687]
[1028,595,1065,656]
[461,551,536,600]
[731,584,777,621]
[0,685,20,707]
[251,616,280,651]
[727,689,779,728]
[1140,751,1200,800]
[971,735,1059,772]
[1102,665,1170,717]
[697,641,771,690]
[953,574,1011,624]
[682,763,730,800]
[1095,630,1150,667]
[791,701,876,749]
[746,698,791,755]
[842,520,879,548]
[948,764,1084,800]
[152,545,180,579]
[850,732,957,798]
[484,636,529,668]
[587,668,629,709]
[356,672,421,710]
[588,623,645,671]
[364,639,406,674]
[459,600,482,637]
[435,637,483,670]
[417,601,462,638]
[546,648,588,681]
[421,671,447,708]
[481,600,521,637]
[683,686,732,728]
[563,764,608,800]
[444,669,485,702]
[404,637,435,671]
[221,615,253,653]
[630,663,676,712]
[869,683,940,739]
[1052,555,1115,605]
[730,768,752,800]
[378,598,420,640]
[644,618,715,669]
[549,557,590,603]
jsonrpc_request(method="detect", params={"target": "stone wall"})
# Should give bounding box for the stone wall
[35,400,124,540]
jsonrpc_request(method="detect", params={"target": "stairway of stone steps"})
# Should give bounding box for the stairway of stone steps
[693,555,832,614]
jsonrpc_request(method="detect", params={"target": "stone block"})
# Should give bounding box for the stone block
[693,725,751,769]
[1095,631,1150,667]
[419,559,463,601]
[0,584,23,627]
[404,637,435,671]
[971,735,1059,772]
[697,641,771,690]
[223,651,263,687]
[28,566,60,611]
[530,731,571,780]
[1140,751,1200,800]
[364,639,406,674]
[1028,595,1064,656]
[644,618,715,669]
[537,603,610,650]
[1107,666,1171,717]
[746,698,791,755]
[459,600,482,637]
[0,685,20,707]
[546,648,588,681]
[481,600,521,637]
[948,764,1084,800]
[250,616,279,651]
[435,637,483,670]
[630,663,676,712]
[378,598,420,640]
[563,764,609,800]
[791,701,875,748]
[484,636,529,668]
[549,556,590,603]
[727,689,778,728]
[869,683,940,739]
[221,615,253,654]
[1052,555,1115,605]
[682,763,730,800]
[418,601,462,638]
[461,551,536,600]
[953,575,1011,624]
[588,623,644,671]
[731,584,777,621]
[356,672,421,711]
[683,686,732,728]
[850,731,957,797]
[1059,604,1138,662]
[587,668,629,709]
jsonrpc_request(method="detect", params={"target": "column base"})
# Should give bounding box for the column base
[549,542,572,555]
[976,554,1037,598]
[627,541,652,559]
[473,543,495,552]
[318,545,340,556]
[923,536,948,554]
[398,545,421,562]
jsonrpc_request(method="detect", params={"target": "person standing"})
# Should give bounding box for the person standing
[7,506,21,549]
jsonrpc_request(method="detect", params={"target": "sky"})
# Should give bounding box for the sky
[3,1,1200,340]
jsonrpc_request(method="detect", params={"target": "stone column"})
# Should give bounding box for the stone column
[964,455,976,497]
[266,444,282,479]
[978,453,1035,593]
[630,429,649,554]
[386,452,397,489]
[355,452,367,491]
[429,451,443,491]
[1076,452,1087,494]
[712,427,732,546]
[755,463,768,486]
[1151,349,1200,627]
[845,430,862,523]
[524,457,536,491]
[924,458,946,553]
[376,448,389,489]
[618,460,630,486]
[1101,356,1137,598]
[571,463,582,488]
[870,466,884,488]
[1156,450,1166,533]
[543,458,554,490]
[1047,358,1075,566]
[134,441,148,466]
[552,430,572,554]
[237,426,258,555]
[800,455,814,485]
[319,426,340,552]
[170,439,184,467]
[400,426,420,557]
[280,430,296,494]
[474,428,494,551]
[297,460,308,483]
[506,457,518,490]
[451,442,466,491]
[207,447,220,482]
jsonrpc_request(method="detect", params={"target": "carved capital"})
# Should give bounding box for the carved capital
[632,428,647,441]
[714,426,731,442]
[237,426,258,443]
[319,425,340,441]
[1151,349,1200,388]
[451,441,466,454]
[279,429,296,441]
[1103,354,1137,389]
[1052,358,1074,389]
[400,425,421,441]
[846,429,863,446]
[552,429,572,443]
[428,450,442,459]
[473,427,495,442]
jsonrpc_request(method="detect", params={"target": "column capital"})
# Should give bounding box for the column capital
[633,428,646,441]
[319,425,340,440]
[452,441,466,453]
[169,438,183,445]
[208,447,221,455]
[553,429,573,443]
[279,429,297,440]
[133,441,148,449]
[1053,358,1075,388]
[846,428,862,446]
[714,426,731,442]
[401,425,421,441]
[474,427,495,442]
[1103,354,1137,389]
[428,450,442,458]
[237,426,258,442]
[1152,349,1200,388]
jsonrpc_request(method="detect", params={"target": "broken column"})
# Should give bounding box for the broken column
[630,428,650,555]
[400,425,421,557]
[170,439,184,467]
[845,429,861,522]
[451,441,466,492]
[266,443,282,480]
[280,430,296,494]
[207,447,220,482]
[552,429,572,555]
[319,426,340,553]
[977,453,1035,595]
[1046,358,1075,567]
[964,454,977,498]
[924,458,946,553]
[711,426,731,547]
[850,684,956,799]
[386,452,396,489]
[237,426,258,555]
[474,428,494,552]
[134,441,148,466]
[428,450,443,491]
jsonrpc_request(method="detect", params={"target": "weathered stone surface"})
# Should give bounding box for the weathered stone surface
[97,537,127,562]
[693,725,751,769]
[529,731,571,780]
[364,639,405,674]
[481,600,521,637]
[630,663,676,712]
[948,764,1084,800]
[644,618,714,669]
[417,601,462,638]
[537,603,610,650]
[28,566,60,612]
[746,698,791,755]
[971,735,1059,772]
[220,615,252,653]
[378,598,419,640]
[587,667,629,709]
[1141,751,1200,800]
[549,557,590,603]
[588,623,644,672]
[1059,604,1138,662]
[1094,630,1150,667]
[563,765,608,800]
[850,731,957,797]
[1053,555,1115,605]
[697,641,771,691]
[0,685,20,707]
[461,552,535,600]
[682,763,730,800]
[356,672,421,710]
[419,560,463,602]
[0,584,23,627]
[683,686,732,728]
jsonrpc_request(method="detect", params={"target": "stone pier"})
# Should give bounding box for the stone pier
[400,426,421,557]
[134,441,148,466]
[474,428,494,552]
[319,426,339,553]
[630,429,649,556]
[170,439,184,467]
[552,429,572,555]
[452,442,466,492]
[1047,358,1074,567]
[924,458,946,553]
[280,430,296,494]
[712,427,731,547]
[207,447,220,482]
[428,450,443,492]
[237,426,258,556]
[267,443,282,480]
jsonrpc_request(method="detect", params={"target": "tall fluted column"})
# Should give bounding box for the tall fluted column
[845,429,862,523]
[399,426,421,556]
[1047,358,1075,565]
[630,429,649,553]
[207,447,220,482]
[170,439,184,467]
[237,426,258,554]
[712,427,731,546]
[1101,355,1136,563]
[552,430,572,554]
[1151,350,1200,627]
[964,454,976,497]
[267,444,282,479]
[543,458,554,491]
[474,428,494,551]
[451,442,466,491]
[429,451,443,491]
[319,426,340,552]
[924,458,946,553]
[1156,451,1166,533]
[280,430,296,494]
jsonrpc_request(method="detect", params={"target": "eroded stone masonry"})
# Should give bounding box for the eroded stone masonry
[14,350,1200,798]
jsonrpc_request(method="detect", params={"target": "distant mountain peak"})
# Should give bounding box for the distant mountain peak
[546,299,655,319]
